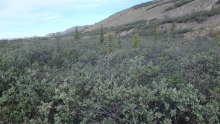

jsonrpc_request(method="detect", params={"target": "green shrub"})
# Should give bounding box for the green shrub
[165,0,195,12]
[162,7,220,23]
[146,0,174,11]
[0,66,58,123]
[38,72,219,123]
[0,20,220,123]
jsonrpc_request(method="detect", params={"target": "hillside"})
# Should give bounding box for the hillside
[46,25,91,37]
[45,0,220,39]
[84,0,220,39]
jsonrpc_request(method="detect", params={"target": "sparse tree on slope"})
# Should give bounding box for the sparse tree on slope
[117,33,122,48]
[74,26,79,40]
[99,24,104,44]
[133,28,140,53]
[107,30,113,54]
[211,5,215,11]
[33,37,38,44]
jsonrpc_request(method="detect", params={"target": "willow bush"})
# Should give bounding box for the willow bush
[0,21,219,123]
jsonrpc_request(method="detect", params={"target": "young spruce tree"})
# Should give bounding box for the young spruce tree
[133,28,140,53]
[107,30,113,54]
[211,5,215,11]
[117,33,122,48]
[33,37,37,44]
[99,24,104,44]
[74,26,79,40]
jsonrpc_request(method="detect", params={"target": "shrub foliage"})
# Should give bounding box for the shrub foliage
[0,17,220,124]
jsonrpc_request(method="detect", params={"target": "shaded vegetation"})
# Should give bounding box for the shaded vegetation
[216,0,220,5]
[146,0,174,11]
[165,0,196,12]
[162,7,220,23]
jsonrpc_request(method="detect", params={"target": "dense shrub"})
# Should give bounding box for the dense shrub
[0,20,220,123]
[0,65,58,123]
[28,57,220,123]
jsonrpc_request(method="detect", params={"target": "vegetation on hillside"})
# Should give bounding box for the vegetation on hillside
[99,24,104,44]
[107,30,113,54]
[162,7,220,24]
[165,0,196,12]
[132,28,140,52]
[74,27,79,40]
[146,0,174,11]
[134,0,196,11]
[117,33,122,48]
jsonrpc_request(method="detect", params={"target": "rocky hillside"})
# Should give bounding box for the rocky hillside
[84,0,220,39]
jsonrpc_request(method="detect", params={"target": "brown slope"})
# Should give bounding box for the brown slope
[84,0,220,38]
[84,0,173,32]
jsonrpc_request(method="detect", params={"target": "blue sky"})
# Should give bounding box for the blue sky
[0,0,151,39]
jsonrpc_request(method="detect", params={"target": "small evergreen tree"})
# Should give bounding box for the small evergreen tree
[74,26,79,40]
[211,5,214,11]
[133,28,140,53]
[107,30,113,54]
[154,23,158,43]
[33,37,37,44]
[99,24,104,44]
[117,33,122,48]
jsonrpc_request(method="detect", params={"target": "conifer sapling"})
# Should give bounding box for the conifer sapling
[107,30,113,54]
[99,24,104,44]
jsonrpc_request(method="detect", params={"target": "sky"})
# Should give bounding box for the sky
[0,0,151,39]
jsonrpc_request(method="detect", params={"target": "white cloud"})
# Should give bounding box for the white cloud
[0,0,128,14]
[0,0,131,25]
[0,0,150,38]
[0,0,130,20]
